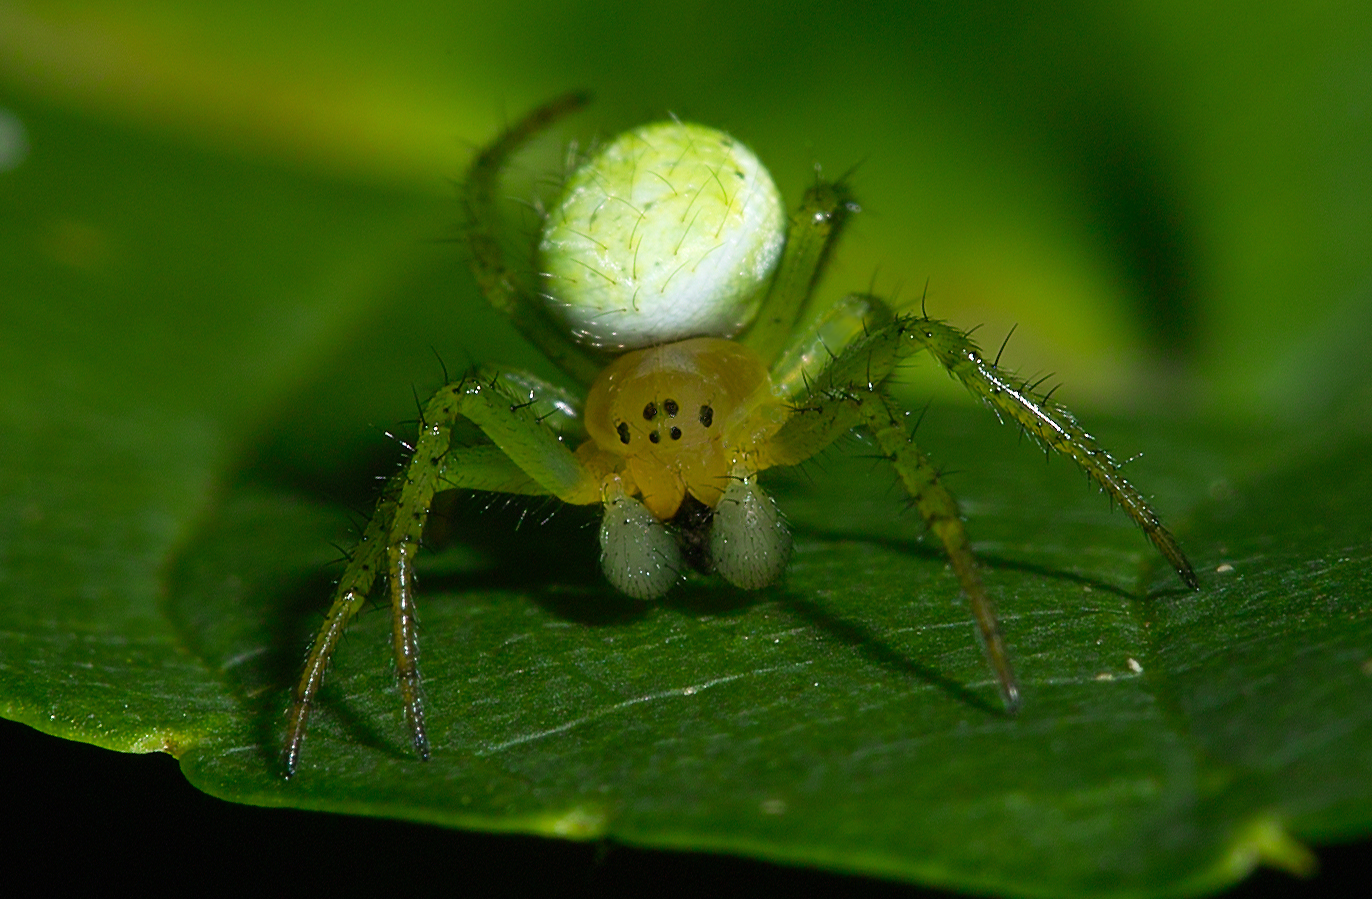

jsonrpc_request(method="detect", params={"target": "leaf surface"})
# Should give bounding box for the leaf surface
[4,10,1371,893]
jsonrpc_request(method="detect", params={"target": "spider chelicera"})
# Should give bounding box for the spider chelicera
[284,93,1199,776]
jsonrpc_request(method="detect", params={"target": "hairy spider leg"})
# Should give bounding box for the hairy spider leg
[859,391,1019,711]
[284,488,392,776]
[741,179,857,364]
[675,152,1018,709]
[759,310,1199,710]
[898,318,1200,590]
[765,312,1199,588]
[285,366,605,776]
[761,321,1021,710]
[464,92,606,386]
[769,292,896,398]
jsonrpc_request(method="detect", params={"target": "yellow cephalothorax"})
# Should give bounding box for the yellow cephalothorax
[583,337,784,519]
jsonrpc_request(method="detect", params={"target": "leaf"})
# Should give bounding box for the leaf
[4,102,1370,889]
[142,408,1360,897]
[4,8,1372,895]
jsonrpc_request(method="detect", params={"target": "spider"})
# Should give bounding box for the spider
[283,93,1199,776]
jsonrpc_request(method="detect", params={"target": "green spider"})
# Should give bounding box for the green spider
[284,94,1199,776]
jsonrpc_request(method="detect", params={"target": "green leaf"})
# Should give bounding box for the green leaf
[4,5,1371,895]
[3,100,1368,890]
[143,405,1364,899]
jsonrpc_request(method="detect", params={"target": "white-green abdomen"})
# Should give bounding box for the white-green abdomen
[539,121,785,351]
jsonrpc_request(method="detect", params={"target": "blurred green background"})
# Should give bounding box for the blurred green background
[5,1,1370,419]
[3,1,1370,896]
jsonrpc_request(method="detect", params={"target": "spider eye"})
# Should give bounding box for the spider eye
[584,337,785,520]
[538,121,785,351]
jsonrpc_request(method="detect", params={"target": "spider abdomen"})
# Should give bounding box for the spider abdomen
[538,122,785,351]
[583,337,784,519]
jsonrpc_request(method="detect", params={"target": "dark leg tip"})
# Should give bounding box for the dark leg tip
[282,747,300,780]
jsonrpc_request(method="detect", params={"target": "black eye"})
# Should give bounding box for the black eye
[648,431,661,444]
[616,422,630,445]
[642,402,657,421]
[663,398,679,417]
[669,427,682,440]
[699,405,714,427]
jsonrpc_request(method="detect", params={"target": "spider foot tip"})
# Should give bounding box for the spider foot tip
[1003,692,1022,716]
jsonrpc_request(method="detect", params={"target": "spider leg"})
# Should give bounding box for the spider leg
[763,371,1020,710]
[863,391,1020,711]
[285,491,394,776]
[769,291,895,397]
[464,92,606,386]
[742,179,857,364]
[896,317,1200,589]
[767,314,1198,589]
[435,444,552,495]
[758,312,1199,710]
[285,365,602,776]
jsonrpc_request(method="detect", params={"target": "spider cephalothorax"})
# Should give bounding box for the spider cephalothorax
[284,94,1198,776]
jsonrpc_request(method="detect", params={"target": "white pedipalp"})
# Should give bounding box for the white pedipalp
[709,474,791,590]
[598,488,682,600]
